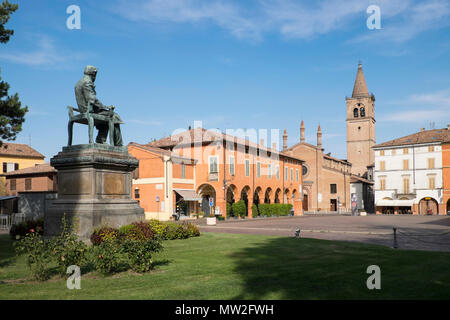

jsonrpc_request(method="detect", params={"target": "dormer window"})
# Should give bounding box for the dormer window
[353,108,359,118]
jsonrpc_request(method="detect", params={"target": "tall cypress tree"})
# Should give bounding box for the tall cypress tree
[0,1,28,146]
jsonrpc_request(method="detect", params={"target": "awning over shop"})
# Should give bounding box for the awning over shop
[0,196,19,201]
[376,200,414,207]
[174,189,202,201]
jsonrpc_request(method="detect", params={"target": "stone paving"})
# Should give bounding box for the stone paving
[198,215,450,252]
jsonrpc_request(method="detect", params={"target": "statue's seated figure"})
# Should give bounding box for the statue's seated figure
[74,65,123,146]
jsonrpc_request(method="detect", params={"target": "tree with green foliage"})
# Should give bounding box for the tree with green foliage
[0,1,28,146]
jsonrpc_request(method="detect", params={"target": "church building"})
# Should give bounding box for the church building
[283,63,375,213]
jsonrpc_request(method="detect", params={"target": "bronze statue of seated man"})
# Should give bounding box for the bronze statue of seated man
[74,65,123,146]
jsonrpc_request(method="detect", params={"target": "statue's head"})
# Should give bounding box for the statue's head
[84,65,98,81]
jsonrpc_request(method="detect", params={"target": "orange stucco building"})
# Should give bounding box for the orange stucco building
[129,128,304,220]
[443,140,450,214]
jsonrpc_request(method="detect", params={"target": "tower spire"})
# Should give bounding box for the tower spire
[300,120,305,143]
[352,62,369,98]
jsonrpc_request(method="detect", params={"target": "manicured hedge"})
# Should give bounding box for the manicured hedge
[232,200,247,218]
[251,204,259,218]
[257,203,293,217]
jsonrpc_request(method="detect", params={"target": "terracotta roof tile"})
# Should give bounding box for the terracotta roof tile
[373,128,450,148]
[4,163,56,176]
[0,143,44,159]
[148,128,305,163]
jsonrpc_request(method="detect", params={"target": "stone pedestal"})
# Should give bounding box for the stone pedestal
[45,144,144,241]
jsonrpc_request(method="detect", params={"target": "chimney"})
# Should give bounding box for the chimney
[317,125,322,149]
[283,129,288,151]
[300,120,305,143]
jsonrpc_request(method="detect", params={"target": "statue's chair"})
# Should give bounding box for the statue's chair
[67,103,118,146]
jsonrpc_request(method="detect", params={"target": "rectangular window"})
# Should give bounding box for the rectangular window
[245,159,250,177]
[428,158,435,169]
[134,188,140,199]
[25,178,32,191]
[229,156,235,176]
[209,156,218,173]
[2,162,6,173]
[10,179,16,191]
[285,167,288,181]
[268,164,272,179]
[181,164,186,179]
[428,146,434,152]
[403,148,409,154]
[14,163,19,171]
[429,177,436,189]
[403,159,409,170]
[403,178,410,194]
[276,166,280,180]
[380,161,386,171]
[391,149,396,155]
[380,150,385,156]
[379,178,386,191]
[330,184,337,194]
[257,162,261,178]
[290,168,293,181]
[296,169,299,182]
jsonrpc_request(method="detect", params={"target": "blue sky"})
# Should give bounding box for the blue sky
[1,0,450,160]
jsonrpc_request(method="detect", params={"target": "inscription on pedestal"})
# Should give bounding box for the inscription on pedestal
[104,173,125,195]
[59,171,92,195]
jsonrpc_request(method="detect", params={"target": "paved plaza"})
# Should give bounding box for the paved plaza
[199,215,450,252]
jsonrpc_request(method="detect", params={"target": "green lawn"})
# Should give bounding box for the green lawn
[1,232,450,299]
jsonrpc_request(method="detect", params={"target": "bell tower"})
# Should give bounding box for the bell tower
[346,62,375,177]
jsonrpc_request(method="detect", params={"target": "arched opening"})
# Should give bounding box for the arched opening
[360,107,365,117]
[240,186,251,216]
[353,108,359,118]
[226,184,237,217]
[292,189,297,205]
[419,197,439,215]
[253,187,262,206]
[264,188,272,204]
[274,188,281,203]
[447,199,450,215]
[284,188,290,203]
[302,191,309,211]
[197,184,216,216]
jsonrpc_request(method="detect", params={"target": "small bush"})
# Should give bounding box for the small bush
[251,204,259,218]
[10,218,44,240]
[148,219,168,238]
[90,227,120,245]
[181,222,200,237]
[226,202,233,217]
[91,240,123,275]
[14,231,52,281]
[165,222,189,240]
[121,238,163,273]
[50,214,88,275]
[232,200,247,218]
[123,222,154,241]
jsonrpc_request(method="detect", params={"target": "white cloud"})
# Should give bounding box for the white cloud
[114,0,448,43]
[380,89,450,122]
[115,0,261,40]
[351,0,450,43]
[0,34,88,67]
